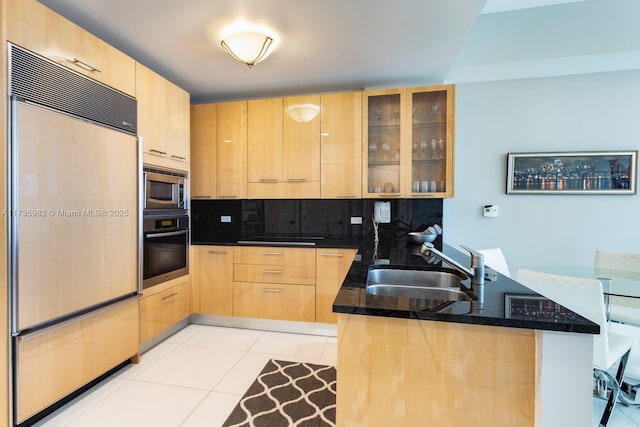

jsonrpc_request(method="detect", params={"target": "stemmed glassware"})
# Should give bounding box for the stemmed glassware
[381,143,391,161]
[368,140,377,161]
[420,139,428,160]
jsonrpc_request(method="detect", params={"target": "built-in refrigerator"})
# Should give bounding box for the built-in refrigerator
[7,44,140,424]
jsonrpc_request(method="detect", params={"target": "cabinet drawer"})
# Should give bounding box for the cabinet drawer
[234,264,315,285]
[233,282,315,322]
[234,246,316,267]
[139,282,189,343]
[15,299,138,423]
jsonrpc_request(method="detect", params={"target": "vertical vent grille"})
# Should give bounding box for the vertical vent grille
[9,44,137,134]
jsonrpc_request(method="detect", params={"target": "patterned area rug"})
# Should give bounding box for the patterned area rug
[222,359,336,427]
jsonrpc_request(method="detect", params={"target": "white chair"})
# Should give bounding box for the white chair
[477,248,510,277]
[517,268,634,427]
[594,250,640,326]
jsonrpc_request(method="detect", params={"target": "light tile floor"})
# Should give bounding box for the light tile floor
[33,324,639,427]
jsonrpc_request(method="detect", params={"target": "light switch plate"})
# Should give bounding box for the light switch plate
[221,215,232,223]
[350,216,363,225]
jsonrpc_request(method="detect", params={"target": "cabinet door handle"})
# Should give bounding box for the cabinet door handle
[321,253,344,257]
[161,292,178,301]
[262,252,284,256]
[262,270,284,274]
[263,288,284,293]
[68,57,101,73]
[336,195,357,199]
[380,193,401,197]
[193,195,211,199]
[149,149,167,155]
[171,155,187,160]
[259,178,278,183]
[219,195,237,199]
[286,178,306,182]
[208,250,227,255]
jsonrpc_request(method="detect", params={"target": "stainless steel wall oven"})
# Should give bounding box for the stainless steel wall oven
[143,214,189,288]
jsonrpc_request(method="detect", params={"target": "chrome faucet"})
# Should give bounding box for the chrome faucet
[419,243,485,288]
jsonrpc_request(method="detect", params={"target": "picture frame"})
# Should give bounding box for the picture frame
[504,293,581,321]
[506,151,637,194]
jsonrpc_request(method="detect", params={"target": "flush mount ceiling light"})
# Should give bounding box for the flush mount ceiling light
[220,24,277,67]
[285,104,320,123]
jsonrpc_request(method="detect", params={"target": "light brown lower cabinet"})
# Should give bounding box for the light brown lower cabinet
[139,280,190,343]
[197,246,234,316]
[15,299,139,424]
[316,248,358,323]
[233,282,316,322]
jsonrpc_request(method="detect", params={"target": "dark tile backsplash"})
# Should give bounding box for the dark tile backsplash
[190,198,443,244]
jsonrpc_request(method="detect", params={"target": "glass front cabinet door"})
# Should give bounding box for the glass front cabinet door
[363,85,455,198]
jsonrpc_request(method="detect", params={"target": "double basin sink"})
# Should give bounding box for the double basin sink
[365,265,473,302]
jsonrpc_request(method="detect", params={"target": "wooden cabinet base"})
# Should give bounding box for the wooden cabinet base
[15,299,139,424]
[234,282,316,322]
[336,314,536,426]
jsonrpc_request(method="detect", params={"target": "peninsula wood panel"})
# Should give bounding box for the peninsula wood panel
[316,249,357,323]
[15,299,139,424]
[198,246,234,316]
[216,101,247,199]
[190,103,217,199]
[233,282,315,322]
[337,314,536,426]
[320,92,363,199]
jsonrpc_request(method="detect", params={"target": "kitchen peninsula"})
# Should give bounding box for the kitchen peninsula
[333,243,598,427]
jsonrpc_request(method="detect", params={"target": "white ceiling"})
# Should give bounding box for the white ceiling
[37,0,640,103]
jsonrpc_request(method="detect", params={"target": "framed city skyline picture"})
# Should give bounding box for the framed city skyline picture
[507,151,637,195]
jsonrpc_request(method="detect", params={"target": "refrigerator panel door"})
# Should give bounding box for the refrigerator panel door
[15,102,138,332]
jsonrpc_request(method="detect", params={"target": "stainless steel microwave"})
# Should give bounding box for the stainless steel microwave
[143,167,186,212]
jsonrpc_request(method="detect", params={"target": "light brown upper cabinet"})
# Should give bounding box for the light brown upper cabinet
[217,101,248,199]
[320,92,363,199]
[137,63,190,171]
[6,0,136,96]
[190,104,217,199]
[363,85,455,198]
[248,95,321,198]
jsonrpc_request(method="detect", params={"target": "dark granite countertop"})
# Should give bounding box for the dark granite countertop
[334,240,599,334]
[191,229,597,334]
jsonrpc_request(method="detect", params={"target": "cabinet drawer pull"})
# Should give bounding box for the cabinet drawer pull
[193,195,211,199]
[259,178,278,183]
[68,58,101,73]
[161,292,178,301]
[336,195,357,198]
[380,193,401,197]
[208,250,227,254]
[262,270,284,274]
[263,288,284,293]
[321,253,344,257]
[219,195,237,199]
[262,252,284,256]
[286,178,307,182]
[148,149,167,155]
[171,155,187,160]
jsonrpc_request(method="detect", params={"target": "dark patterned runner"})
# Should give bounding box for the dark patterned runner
[222,359,336,427]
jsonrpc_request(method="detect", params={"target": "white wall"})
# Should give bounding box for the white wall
[444,70,640,272]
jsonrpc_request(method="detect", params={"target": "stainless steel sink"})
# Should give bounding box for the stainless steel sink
[365,265,472,301]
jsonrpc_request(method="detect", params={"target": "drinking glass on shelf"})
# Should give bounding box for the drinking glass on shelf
[412,142,418,160]
[375,108,384,123]
[394,149,400,162]
[368,141,377,161]
[393,110,400,125]
[430,139,437,160]
[437,139,444,159]
[431,104,440,121]
[381,143,391,161]
[420,139,428,160]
